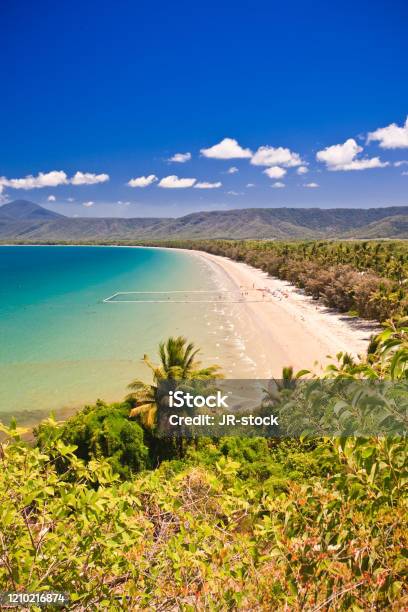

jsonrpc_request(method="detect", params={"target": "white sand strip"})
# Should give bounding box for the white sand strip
[184,249,379,377]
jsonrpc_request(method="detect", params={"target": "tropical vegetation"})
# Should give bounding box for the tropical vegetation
[139,239,408,322]
[126,336,221,426]
[1,319,407,609]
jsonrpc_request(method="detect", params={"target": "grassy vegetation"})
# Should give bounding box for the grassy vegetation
[1,321,407,609]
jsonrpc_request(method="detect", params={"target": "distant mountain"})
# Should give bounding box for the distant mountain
[347,215,408,239]
[0,200,407,241]
[0,199,63,221]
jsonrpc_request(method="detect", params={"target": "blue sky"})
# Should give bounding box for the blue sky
[1,0,407,217]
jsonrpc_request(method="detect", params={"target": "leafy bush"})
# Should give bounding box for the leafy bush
[1,323,407,608]
[35,401,149,479]
[1,423,406,609]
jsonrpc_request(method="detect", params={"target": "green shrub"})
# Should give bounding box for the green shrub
[1,323,406,608]
[35,401,150,479]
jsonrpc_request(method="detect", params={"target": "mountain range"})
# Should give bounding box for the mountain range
[0,200,407,241]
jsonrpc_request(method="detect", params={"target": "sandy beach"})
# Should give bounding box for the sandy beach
[185,249,379,378]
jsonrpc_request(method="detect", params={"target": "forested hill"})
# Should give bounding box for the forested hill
[1,199,408,240]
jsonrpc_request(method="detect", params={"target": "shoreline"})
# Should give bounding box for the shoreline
[1,243,379,379]
[182,248,379,377]
[0,243,381,434]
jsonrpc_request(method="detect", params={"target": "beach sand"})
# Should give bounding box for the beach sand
[184,249,379,378]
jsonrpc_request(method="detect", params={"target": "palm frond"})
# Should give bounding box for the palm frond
[129,402,157,421]
[127,379,149,391]
[127,336,224,428]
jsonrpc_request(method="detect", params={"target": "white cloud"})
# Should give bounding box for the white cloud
[201,138,252,159]
[316,138,388,171]
[127,174,158,188]
[82,201,94,207]
[367,117,408,149]
[297,165,309,175]
[0,170,68,190]
[194,181,222,189]
[263,166,286,179]
[47,195,56,202]
[67,197,75,202]
[304,182,319,188]
[394,160,408,167]
[227,166,239,174]
[246,183,255,187]
[168,152,191,163]
[317,139,360,167]
[227,190,242,196]
[342,158,389,170]
[402,171,408,176]
[0,185,3,194]
[0,170,109,190]
[158,175,196,188]
[251,146,303,167]
[271,182,285,188]
[70,171,109,185]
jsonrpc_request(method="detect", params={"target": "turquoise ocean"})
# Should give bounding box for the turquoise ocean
[0,246,251,425]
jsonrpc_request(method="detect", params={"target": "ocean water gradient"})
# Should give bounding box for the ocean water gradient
[0,246,246,425]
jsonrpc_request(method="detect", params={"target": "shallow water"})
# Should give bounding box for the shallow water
[0,246,252,424]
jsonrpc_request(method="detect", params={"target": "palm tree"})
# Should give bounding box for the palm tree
[127,336,221,429]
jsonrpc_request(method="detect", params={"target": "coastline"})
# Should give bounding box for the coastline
[0,243,379,382]
[181,248,379,377]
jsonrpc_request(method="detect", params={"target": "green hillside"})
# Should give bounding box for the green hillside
[1,200,408,241]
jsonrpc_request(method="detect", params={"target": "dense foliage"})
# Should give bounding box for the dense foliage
[1,321,407,609]
[139,239,408,322]
[34,402,150,480]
